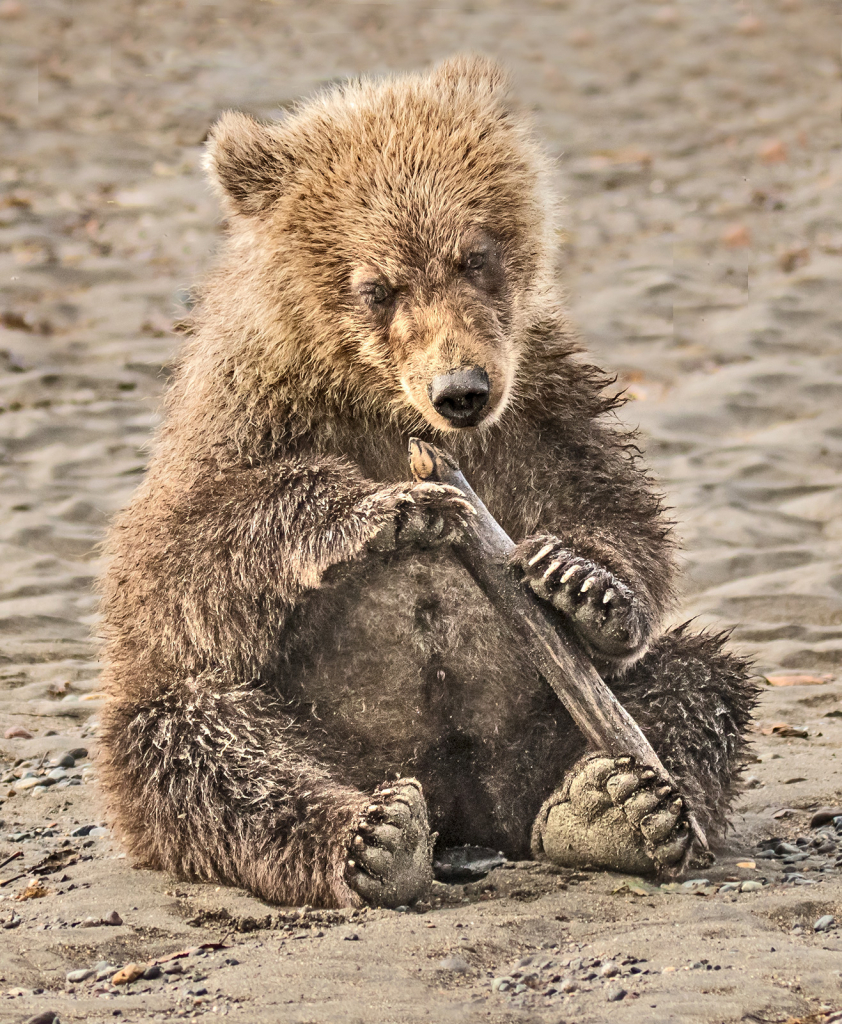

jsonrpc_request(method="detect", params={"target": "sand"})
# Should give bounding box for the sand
[1,0,841,1021]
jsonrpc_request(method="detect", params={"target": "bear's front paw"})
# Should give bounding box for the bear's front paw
[346,778,434,908]
[368,482,475,553]
[510,535,647,658]
[533,754,691,876]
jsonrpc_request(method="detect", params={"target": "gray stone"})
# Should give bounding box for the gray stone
[15,776,42,791]
[814,914,835,932]
[605,984,627,1001]
[66,968,95,982]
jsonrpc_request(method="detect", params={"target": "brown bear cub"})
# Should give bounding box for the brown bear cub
[99,56,755,909]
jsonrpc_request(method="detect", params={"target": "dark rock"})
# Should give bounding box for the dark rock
[67,748,88,760]
[70,825,95,837]
[103,910,122,926]
[24,1013,60,1024]
[810,807,842,829]
[54,754,76,769]
[433,845,507,882]
[143,965,161,979]
[775,842,800,855]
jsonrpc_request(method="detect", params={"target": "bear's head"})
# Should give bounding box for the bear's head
[203,55,559,434]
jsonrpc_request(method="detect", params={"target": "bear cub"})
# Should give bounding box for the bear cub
[99,56,755,909]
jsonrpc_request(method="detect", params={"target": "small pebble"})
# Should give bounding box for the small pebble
[53,754,76,769]
[89,826,108,837]
[491,977,509,992]
[47,768,66,781]
[741,880,764,892]
[559,978,577,992]
[103,910,123,926]
[600,963,619,977]
[4,726,33,739]
[814,915,835,932]
[605,985,627,1001]
[66,968,95,983]
[70,825,95,837]
[438,957,469,973]
[162,963,183,975]
[67,747,88,760]
[143,965,162,980]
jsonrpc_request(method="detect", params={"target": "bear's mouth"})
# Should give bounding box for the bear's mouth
[427,366,490,428]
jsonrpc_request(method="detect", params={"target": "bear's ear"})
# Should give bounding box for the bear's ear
[431,54,510,97]
[203,111,292,217]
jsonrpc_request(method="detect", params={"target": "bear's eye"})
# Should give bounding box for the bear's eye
[464,251,486,271]
[360,282,391,305]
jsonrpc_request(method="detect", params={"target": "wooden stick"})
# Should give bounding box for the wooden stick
[408,437,709,862]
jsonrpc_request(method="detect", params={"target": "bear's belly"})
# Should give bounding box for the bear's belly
[287,548,578,847]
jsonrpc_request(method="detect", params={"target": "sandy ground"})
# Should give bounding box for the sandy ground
[1,1,842,1021]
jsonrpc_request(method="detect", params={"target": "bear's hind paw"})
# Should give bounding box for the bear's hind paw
[533,754,691,876]
[346,778,434,908]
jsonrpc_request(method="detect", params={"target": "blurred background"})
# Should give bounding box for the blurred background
[0,0,840,697]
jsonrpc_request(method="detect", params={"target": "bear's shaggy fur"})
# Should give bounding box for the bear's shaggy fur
[99,56,756,908]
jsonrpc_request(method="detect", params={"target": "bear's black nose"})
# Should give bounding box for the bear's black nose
[429,366,490,426]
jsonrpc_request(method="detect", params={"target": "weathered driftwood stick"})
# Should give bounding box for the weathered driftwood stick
[408,437,709,861]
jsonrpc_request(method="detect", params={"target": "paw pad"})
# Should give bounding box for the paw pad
[533,754,691,875]
[345,778,433,908]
